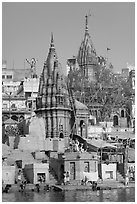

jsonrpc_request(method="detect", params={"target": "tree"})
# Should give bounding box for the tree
[67,57,133,122]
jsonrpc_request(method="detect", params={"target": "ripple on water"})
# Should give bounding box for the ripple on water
[2,187,135,202]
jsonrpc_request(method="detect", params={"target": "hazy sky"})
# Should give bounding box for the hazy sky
[2,2,135,76]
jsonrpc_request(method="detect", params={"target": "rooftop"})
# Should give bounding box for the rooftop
[75,100,88,110]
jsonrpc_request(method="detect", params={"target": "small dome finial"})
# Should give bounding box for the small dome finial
[50,32,54,48]
[85,14,88,33]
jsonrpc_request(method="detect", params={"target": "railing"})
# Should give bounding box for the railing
[2,107,28,112]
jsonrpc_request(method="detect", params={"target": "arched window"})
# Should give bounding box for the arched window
[3,115,9,122]
[95,110,97,117]
[59,132,64,138]
[11,115,18,121]
[58,96,64,105]
[113,115,118,127]
[11,103,16,110]
[80,120,84,137]
[121,110,124,118]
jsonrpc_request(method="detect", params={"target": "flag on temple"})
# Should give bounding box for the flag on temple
[107,48,111,51]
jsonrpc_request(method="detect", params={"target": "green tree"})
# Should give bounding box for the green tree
[67,57,133,122]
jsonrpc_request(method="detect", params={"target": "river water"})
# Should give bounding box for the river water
[2,187,135,202]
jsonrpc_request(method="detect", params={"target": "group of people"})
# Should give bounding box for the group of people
[81,178,98,190]
[125,172,129,186]
[125,166,135,186]
[128,166,135,181]
[63,171,70,185]
[17,169,27,191]
[69,138,87,152]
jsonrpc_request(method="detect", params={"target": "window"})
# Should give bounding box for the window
[3,104,7,109]
[28,102,32,109]
[84,162,89,172]
[2,75,5,79]
[58,96,64,105]
[95,110,98,117]
[121,110,124,118]
[37,173,46,183]
[26,92,31,97]
[70,162,75,180]
[11,104,16,109]
[105,171,113,179]
[59,132,64,138]
[7,75,12,79]
[59,124,63,132]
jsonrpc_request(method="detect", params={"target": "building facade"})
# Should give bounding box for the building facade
[17,77,39,112]
[2,94,26,122]
[2,61,32,83]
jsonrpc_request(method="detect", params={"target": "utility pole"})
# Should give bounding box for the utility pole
[9,94,11,118]
[124,139,129,178]
[5,91,12,119]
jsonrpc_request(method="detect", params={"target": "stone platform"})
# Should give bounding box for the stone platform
[2,181,135,193]
[52,180,135,191]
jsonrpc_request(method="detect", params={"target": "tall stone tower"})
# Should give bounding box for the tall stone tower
[36,34,73,141]
[77,15,98,82]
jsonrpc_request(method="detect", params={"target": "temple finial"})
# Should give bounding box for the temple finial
[50,32,54,48]
[85,14,88,33]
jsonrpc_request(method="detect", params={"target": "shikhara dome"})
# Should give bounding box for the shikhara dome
[35,33,89,140]
[77,15,98,80]
[36,33,71,110]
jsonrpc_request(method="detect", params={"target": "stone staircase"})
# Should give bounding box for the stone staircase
[22,169,29,183]
[49,168,58,185]
[98,179,125,189]
[68,180,82,186]
[117,171,125,183]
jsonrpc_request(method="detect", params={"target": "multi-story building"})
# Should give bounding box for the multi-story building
[2,60,32,83]
[121,68,129,80]
[2,93,26,122]
[66,57,79,75]
[2,59,39,122]
[17,77,39,112]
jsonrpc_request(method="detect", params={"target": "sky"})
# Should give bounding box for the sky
[2,2,135,76]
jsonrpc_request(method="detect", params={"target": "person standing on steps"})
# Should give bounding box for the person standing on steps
[63,172,67,185]
[17,170,22,185]
[125,172,129,186]
[66,171,70,184]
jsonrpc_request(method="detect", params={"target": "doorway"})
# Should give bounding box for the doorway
[113,115,118,126]
[70,162,75,180]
